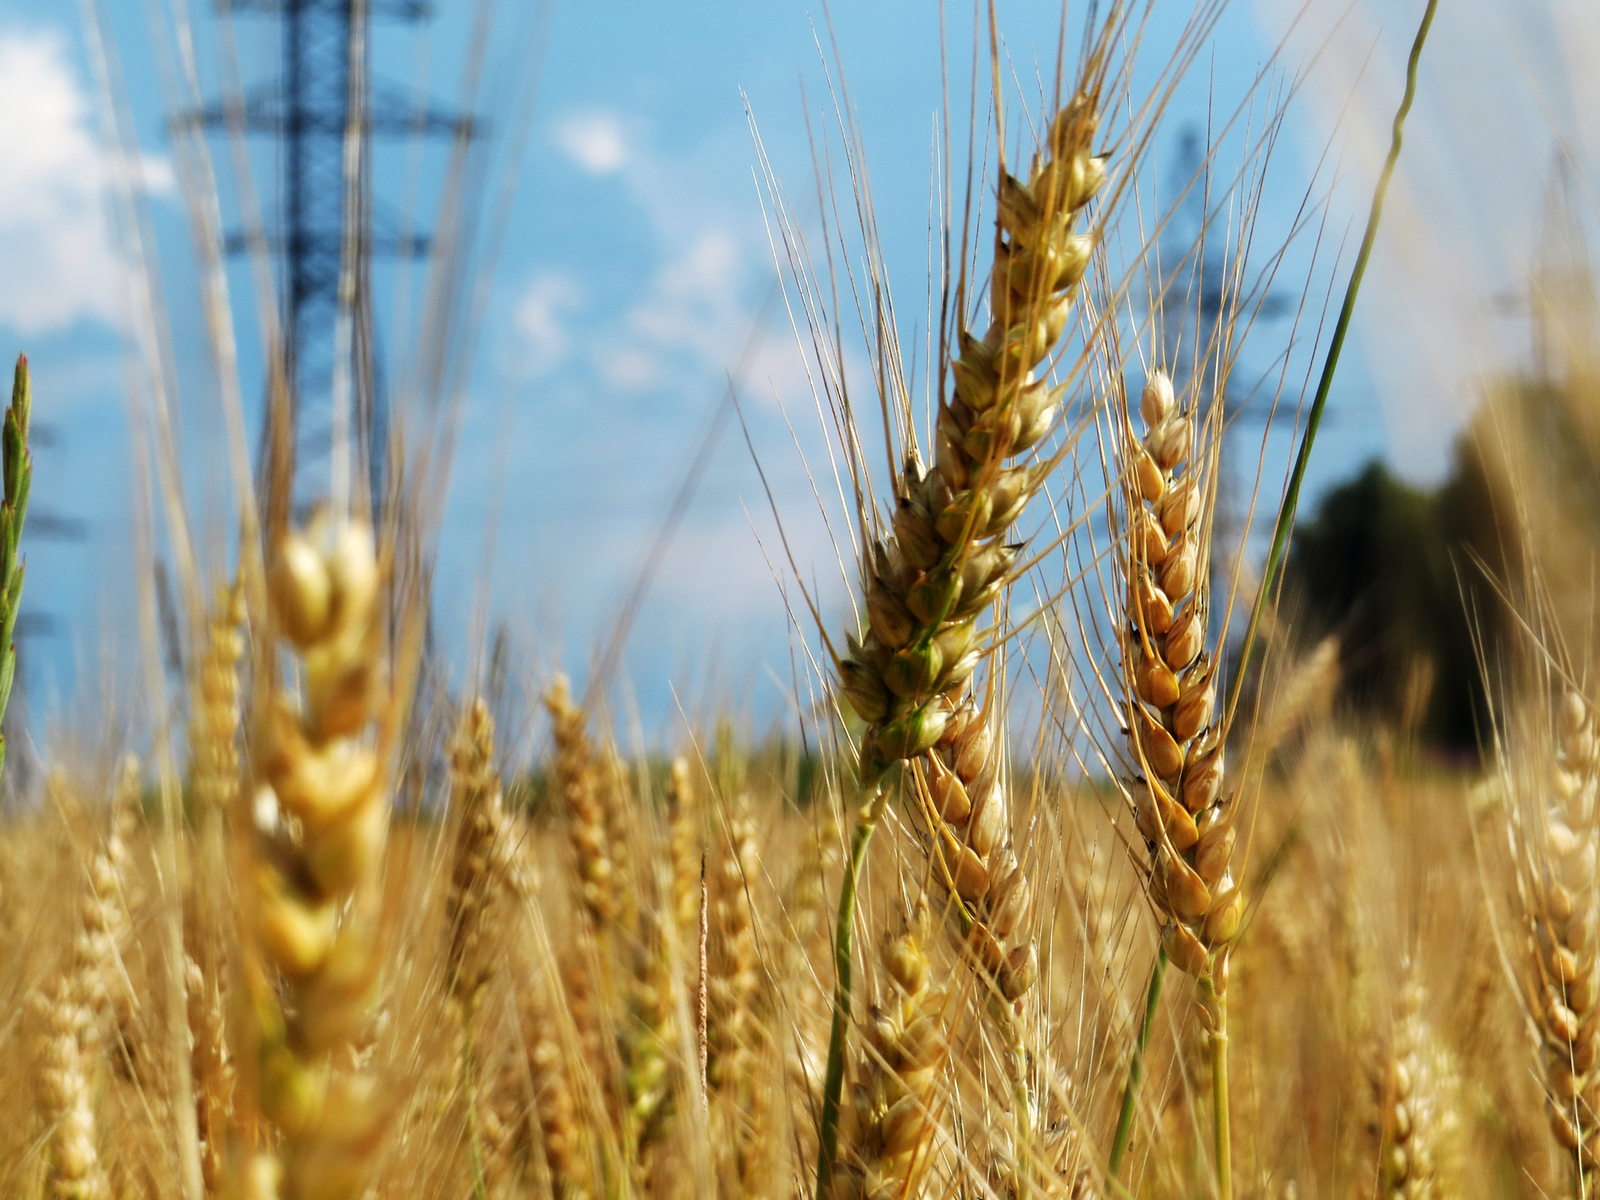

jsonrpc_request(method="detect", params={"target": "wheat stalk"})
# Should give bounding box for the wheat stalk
[818,71,1112,1196]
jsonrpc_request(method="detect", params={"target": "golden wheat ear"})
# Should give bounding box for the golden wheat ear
[1117,368,1238,979]
[242,512,397,1198]
[543,676,621,932]
[1374,967,1462,1200]
[29,772,137,1200]
[838,89,1107,786]
[1516,692,1600,1178]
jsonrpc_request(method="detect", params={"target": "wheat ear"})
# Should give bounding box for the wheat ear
[445,698,520,1196]
[185,950,233,1197]
[521,989,596,1200]
[30,775,139,1200]
[619,917,675,1177]
[818,81,1109,1196]
[920,696,1039,1184]
[245,512,392,1200]
[1525,692,1600,1193]
[835,904,947,1200]
[0,353,30,782]
[1116,368,1240,1196]
[667,756,702,943]
[544,676,620,930]
[707,795,762,1097]
[1376,969,1458,1200]
[194,583,247,816]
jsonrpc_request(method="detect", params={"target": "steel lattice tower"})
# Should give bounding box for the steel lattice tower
[186,0,476,503]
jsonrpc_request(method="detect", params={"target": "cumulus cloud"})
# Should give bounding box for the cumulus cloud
[553,110,628,175]
[0,29,173,336]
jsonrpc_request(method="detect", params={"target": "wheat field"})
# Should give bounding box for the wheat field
[3,1,1600,1198]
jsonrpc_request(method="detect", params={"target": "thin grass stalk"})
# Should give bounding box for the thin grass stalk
[1106,947,1166,1185]
[816,791,889,1197]
[0,354,30,783]
[1224,0,1439,730]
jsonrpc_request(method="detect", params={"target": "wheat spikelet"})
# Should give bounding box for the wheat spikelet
[245,511,394,1200]
[544,676,619,929]
[836,904,946,1200]
[1118,368,1239,984]
[835,85,1108,784]
[1520,691,1600,1187]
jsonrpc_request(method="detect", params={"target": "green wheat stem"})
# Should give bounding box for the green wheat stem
[0,354,32,784]
[1202,973,1231,1200]
[812,779,890,1200]
[1106,947,1166,1185]
[1225,0,1439,726]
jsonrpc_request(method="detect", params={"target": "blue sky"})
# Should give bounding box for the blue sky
[0,0,1577,748]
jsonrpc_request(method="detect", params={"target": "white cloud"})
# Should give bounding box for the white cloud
[0,29,173,336]
[553,110,628,175]
[513,272,583,376]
